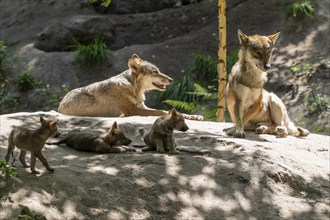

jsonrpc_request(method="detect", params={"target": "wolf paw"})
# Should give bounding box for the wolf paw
[47,167,55,173]
[157,148,165,154]
[226,127,245,138]
[31,170,40,174]
[170,149,181,155]
[126,147,137,152]
[297,127,310,137]
[226,127,236,136]
[275,126,288,137]
[256,125,267,134]
[234,131,246,138]
[182,114,204,121]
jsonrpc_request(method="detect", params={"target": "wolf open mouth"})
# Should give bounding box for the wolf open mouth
[152,82,166,90]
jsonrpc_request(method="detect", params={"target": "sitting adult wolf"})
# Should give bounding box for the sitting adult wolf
[226,30,309,138]
[59,54,203,120]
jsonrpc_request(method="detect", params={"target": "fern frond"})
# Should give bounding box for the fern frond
[163,100,200,113]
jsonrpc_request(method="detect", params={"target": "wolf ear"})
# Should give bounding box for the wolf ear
[238,29,248,46]
[128,55,143,75]
[109,122,118,135]
[112,121,118,129]
[169,108,177,116]
[40,116,45,124]
[132,54,143,62]
[49,119,59,127]
[268,32,280,45]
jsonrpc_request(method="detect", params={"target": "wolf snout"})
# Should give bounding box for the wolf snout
[180,124,189,132]
[264,63,271,70]
[125,139,132,145]
[54,132,61,138]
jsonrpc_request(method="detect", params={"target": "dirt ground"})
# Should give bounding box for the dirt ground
[0,111,329,220]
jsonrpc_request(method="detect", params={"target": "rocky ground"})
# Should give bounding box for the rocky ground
[0,111,329,219]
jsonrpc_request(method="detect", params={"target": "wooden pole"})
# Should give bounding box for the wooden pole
[216,0,227,122]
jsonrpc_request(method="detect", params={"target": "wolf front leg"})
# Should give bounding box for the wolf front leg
[233,99,246,138]
[154,138,165,153]
[242,95,263,126]
[166,137,180,154]
[34,151,54,173]
[19,150,30,167]
[131,107,168,117]
[30,152,40,174]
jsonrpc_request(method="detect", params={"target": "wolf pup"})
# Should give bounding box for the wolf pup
[141,108,189,154]
[225,29,309,138]
[58,54,203,120]
[47,122,135,153]
[5,116,60,174]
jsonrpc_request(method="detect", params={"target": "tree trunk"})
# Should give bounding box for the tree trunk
[216,0,227,122]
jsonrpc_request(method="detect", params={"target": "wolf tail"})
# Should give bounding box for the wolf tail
[46,138,66,145]
[138,127,146,137]
[283,111,309,137]
[5,129,15,162]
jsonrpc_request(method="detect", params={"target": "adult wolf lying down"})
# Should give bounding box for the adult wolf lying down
[58,54,203,120]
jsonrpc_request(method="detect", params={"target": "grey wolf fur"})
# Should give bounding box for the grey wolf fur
[58,54,203,120]
[5,116,60,174]
[226,29,309,138]
[47,122,135,153]
[140,108,189,154]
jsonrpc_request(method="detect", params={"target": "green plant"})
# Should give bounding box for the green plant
[190,52,218,87]
[0,93,19,112]
[285,0,314,20]
[305,93,329,114]
[290,62,315,78]
[72,38,108,68]
[0,160,17,180]
[303,63,314,78]
[0,40,7,73]
[154,51,239,121]
[311,125,330,134]
[226,49,239,74]
[17,69,38,91]
[156,75,197,103]
[89,0,112,7]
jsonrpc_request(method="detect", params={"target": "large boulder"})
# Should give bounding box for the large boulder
[91,0,203,14]
[35,15,116,52]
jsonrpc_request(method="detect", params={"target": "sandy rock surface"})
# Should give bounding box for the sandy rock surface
[0,111,329,219]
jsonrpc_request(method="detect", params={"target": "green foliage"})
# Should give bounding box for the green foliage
[0,93,19,112]
[305,93,329,115]
[0,40,7,73]
[303,63,314,78]
[286,0,314,20]
[0,160,17,180]
[290,65,302,73]
[72,38,108,68]
[226,49,239,74]
[190,52,217,87]
[0,40,9,97]
[311,125,330,134]
[156,75,197,103]
[89,0,112,7]
[49,86,69,108]
[154,51,239,121]
[17,69,38,91]
[163,100,199,112]
[290,62,315,79]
